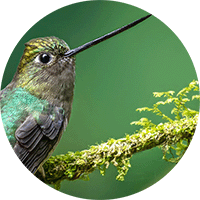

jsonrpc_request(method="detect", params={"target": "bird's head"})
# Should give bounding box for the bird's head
[15,36,75,87]
[9,36,76,105]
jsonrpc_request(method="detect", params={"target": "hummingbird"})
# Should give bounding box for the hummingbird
[0,14,151,175]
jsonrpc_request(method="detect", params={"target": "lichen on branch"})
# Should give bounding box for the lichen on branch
[36,80,199,190]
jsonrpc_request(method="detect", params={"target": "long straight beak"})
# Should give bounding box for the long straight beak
[64,14,152,58]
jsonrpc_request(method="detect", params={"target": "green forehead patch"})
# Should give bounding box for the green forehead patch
[25,36,69,54]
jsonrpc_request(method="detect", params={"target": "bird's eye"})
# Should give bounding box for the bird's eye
[39,53,51,64]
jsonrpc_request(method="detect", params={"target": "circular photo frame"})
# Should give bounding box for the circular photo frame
[1,1,199,199]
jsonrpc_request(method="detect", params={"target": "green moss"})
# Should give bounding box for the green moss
[36,80,199,189]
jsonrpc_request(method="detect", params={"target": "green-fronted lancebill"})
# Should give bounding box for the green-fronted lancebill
[0,14,152,175]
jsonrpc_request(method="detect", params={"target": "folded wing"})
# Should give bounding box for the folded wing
[14,107,64,174]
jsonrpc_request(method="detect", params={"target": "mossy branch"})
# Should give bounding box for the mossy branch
[36,80,199,189]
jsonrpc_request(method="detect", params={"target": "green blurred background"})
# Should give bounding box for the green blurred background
[1,1,198,199]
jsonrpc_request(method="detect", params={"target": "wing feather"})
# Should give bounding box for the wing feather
[14,107,65,173]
